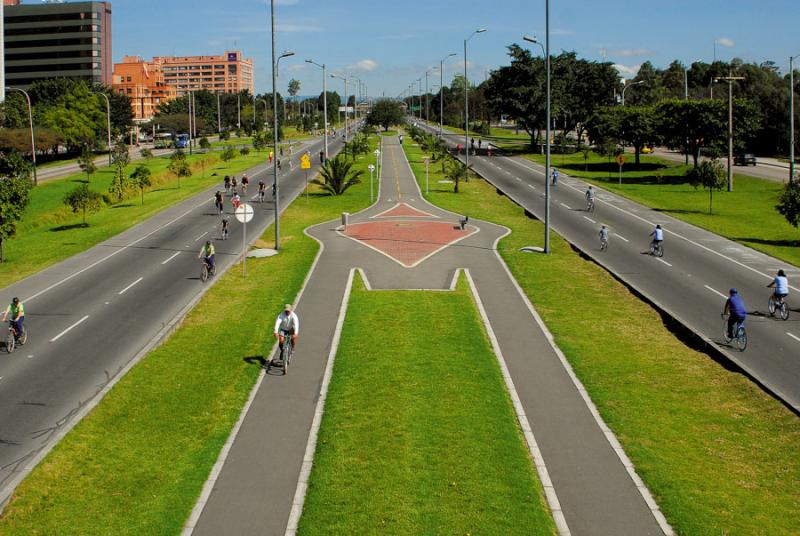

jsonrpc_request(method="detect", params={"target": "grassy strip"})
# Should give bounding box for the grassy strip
[403,139,800,535]
[0,148,271,286]
[0,139,381,534]
[526,151,800,267]
[298,274,555,535]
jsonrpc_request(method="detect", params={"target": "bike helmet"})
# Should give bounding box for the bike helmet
[778,269,786,277]
[205,240,211,246]
[729,288,738,295]
[12,297,19,304]
[656,224,662,229]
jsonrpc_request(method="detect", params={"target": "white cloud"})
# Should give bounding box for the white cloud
[717,37,735,48]
[346,59,378,72]
[613,63,641,77]
[610,48,653,58]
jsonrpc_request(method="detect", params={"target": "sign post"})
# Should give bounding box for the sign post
[301,152,311,199]
[615,154,626,185]
[424,158,430,194]
[374,148,381,189]
[368,164,375,202]
[235,203,254,276]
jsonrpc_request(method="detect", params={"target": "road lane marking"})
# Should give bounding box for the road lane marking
[118,277,143,295]
[583,216,596,223]
[704,285,727,299]
[194,231,209,242]
[560,203,571,209]
[656,258,672,267]
[787,333,800,343]
[615,234,629,242]
[528,184,536,190]
[50,315,89,342]
[162,251,181,265]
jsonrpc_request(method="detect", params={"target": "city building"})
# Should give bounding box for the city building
[112,56,177,122]
[3,0,112,88]
[151,51,254,97]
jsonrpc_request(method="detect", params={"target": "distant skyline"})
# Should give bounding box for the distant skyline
[111,0,800,97]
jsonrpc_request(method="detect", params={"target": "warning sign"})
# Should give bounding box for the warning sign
[300,154,311,170]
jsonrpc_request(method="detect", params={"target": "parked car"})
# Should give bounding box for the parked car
[735,153,757,166]
[641,145,654,154]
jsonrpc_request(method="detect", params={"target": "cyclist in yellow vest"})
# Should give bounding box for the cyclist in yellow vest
[198,241,216,273]
[2,297,25,340]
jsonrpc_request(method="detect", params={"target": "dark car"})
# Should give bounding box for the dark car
[735,153,757,166]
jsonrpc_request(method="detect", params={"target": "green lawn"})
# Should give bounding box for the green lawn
[0,137,381,535]
[297,273,555,536]
[0,148,269,287]
[526,151,800,267]
[403,138,800,536]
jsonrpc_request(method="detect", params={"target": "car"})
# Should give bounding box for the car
[735,153,757,166]
[641,145,654,154]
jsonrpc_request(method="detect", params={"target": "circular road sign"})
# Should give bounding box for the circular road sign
[235,203,255,223]
[368,164,375,172]
[374,149,381,156]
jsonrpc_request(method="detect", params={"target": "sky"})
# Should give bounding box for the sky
[111,0,800,97]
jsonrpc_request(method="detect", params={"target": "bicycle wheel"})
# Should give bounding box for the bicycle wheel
[6,330,15,354]
[780,302,789,321]
[768,296,776,316]
[736,326,747,352]
[201,264,208,282]
[655,244,664,257]
[722,318,732,343]
[281,343,289,375]
[18,326,27,346]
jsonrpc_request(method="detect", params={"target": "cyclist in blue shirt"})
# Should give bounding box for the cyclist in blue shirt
[723,288,747,339]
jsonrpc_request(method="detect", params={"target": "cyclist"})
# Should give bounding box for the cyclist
[650,224,664,252]
[258,180,266,203]
[551,168,559,185]
[241,174,249,193]
[723,288,747,339]
[198,240,215,273]
[221,217,229,240]
[1,297,24,341]
[599,225,609,250]
[274,303,299,357]
[585,186,595,210]
[231,192,241,210]
[214,190,224,215]
[223,175,231,193]
[767,269,789,305]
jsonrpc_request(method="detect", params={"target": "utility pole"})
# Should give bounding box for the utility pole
[790,54,799,183]
[714,73,745,191]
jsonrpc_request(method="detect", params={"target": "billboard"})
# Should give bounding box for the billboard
[227,52,238,62]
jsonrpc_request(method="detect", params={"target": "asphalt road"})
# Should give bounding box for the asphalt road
[0,131,351,505]
[651,148,793,183]
[417,121,800,412]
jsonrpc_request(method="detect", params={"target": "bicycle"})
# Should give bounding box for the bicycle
[6,322,27,354]
[586,198,595,213]
[600,235,609,251]
[767,294,790,321]
[722,314,747,352]
[649,241,664,257]
[269,332,293,375]
[200,259,216,282]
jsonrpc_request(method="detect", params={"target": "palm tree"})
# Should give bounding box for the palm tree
[446,160,469,193]
[312,155,363,195]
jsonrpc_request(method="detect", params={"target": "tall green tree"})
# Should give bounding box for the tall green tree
[130,164,152,205]
[367,99,404,131]
[777,178,800,230]
[0,151,33,261]
[64,183,103,225]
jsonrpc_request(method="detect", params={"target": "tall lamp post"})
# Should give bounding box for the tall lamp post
[523,29,550,254]
[790,54,800,183]
[331,74,348,144]
[714,73,745,192]
[463,28,486,172]
[93,90,112,165]
[621,79,644,106]
[350,76,362,124]
[5,87,36,185]
[439,53,456,137]
[306,59,329,160]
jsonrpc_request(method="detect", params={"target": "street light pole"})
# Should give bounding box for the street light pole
[6,87,37,185]
[684,65,690,165]
[439,53,456,137]
[332,74,348,144]
[306,59,329,160]
[790,54,799,183]
[714,73,745,192]
[94,91,112,166]
[621,80,644,106]
[217,92,222,134]
[464,28,486,172]
[425,70,430,123]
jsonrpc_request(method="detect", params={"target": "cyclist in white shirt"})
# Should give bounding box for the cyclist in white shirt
[767,269,789,303]
[599,225,609,250]
[274,303,300,355]
[585,186,595,210]
[650,224,664,249]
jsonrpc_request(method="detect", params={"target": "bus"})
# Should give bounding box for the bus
[175,134,190,149]
[154,132,173,149]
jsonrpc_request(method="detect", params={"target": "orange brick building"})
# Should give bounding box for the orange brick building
[112,56,177,121]
[151,51,254,97]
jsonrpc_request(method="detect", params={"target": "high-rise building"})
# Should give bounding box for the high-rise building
[112,56,177,122]
[3,1,112,88]
[151,51,254,97]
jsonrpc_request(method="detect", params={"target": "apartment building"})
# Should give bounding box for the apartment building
[151,51,253,97]
[112,56,177,121]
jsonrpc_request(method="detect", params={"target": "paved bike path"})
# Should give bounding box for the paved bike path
[188,136,666,535]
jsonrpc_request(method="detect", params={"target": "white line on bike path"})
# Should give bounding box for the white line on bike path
[787,332,800,343]
[118,277,143,295]
[560,202,571,209]
[615,234,629,242]
[704,285,728,299]
[194,231,209,242]
[162,252,181,265]
[583,216,596,224]
[656,258,672,267]
[50,315,89,342]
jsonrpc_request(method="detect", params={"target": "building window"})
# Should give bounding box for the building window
[126,76,131,82]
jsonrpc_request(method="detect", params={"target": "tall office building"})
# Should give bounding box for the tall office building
[3,0,112,88]
[112,56,177,122]
[152,51,254,97]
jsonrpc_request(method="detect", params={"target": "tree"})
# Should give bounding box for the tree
[64,183,103,225]
[168,150,191,188]
[199,137,211,152]
[220,147,236,164]
[0,152,33,261]
[140,148,153,159]
[446,160,469,194]
[312,155,362,195]
[111,140,130,170]
[130,165,152,205]
[77,145,96,183]
[777,178,800,230]
[688,158,726,214]
[240,146,250,157]
[617,106,657,164]
[367,99,404,131]
[108,141,131,202]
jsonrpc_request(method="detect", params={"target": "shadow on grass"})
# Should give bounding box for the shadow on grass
[110,204,135,209]
[653,207,710,216]
[734,237,800,248]
[243,355,267,367]
[50,223,89,232]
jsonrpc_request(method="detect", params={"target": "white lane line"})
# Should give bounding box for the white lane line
[118,277,143,295]
[560,203,571,209]
[194,231,209,242]
[161,251,181,265]
[528,184,536,190]
[704,285,728,299]
[616,234,629,243]
[656,258,672,267]
[787,333,800,343]
[583,216,596,224]
[50,315,89,342]
[515,176,522,181]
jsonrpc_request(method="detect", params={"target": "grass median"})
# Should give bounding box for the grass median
[0,137,381,535]
[404,138,800,535]
[526,150,800,268]
[297,273,556,535]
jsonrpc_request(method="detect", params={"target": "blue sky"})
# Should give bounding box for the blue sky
[112,0,800,97]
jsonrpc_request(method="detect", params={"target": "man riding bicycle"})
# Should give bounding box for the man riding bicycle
[585,186,595,209]
[599,225,609,250]
[2,297,24,340]
[767,269,789,304]
[198,240,215,273]
[650,224,664,250]
[723,288,747,339]
[274,303,299,357]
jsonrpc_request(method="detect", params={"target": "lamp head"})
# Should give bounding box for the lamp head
[280,50,295,59]
[523,35,538,44]
[476,28,487,33]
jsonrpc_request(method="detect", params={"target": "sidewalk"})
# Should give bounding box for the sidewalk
[185,136,668,535]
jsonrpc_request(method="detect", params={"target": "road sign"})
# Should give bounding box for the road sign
[374,149,380,157]
[235,203,254,223]
[368,164,375,172]
[616,154,627,166]
[300,154,311,170]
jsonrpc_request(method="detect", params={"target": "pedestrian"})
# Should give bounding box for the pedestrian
[552,168,559,186]
[280,146,284,157]
[320,150,325,163]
